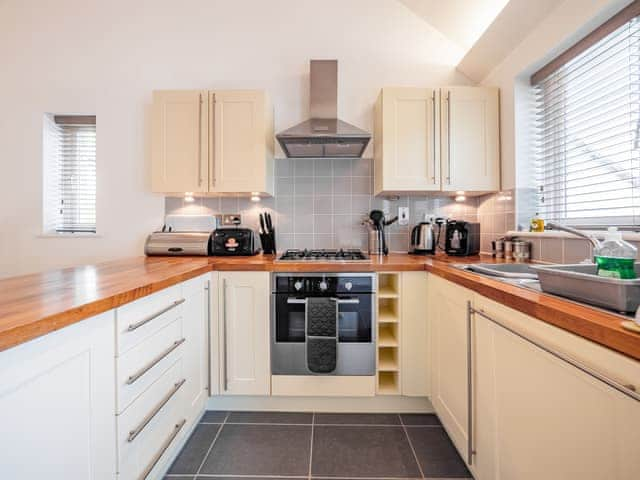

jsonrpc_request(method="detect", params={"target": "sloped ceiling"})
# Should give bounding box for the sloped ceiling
[397,0,511,50]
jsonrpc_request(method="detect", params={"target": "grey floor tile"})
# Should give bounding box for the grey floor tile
[314,413,401,425]
[311,426,421,478]
[200,411,228,423]
[168,423,221,474]
[165,476,193,480]
[197,478,301,480]
[400,413,442,426]
[226,411,313,424]
[405,427,471,478]
[200,424,311,476]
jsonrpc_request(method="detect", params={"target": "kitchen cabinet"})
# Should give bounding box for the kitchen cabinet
[152,89,274,196]
[152,90,209,193]
[441,87,499,192]
[428,274,474,463]
[0,311,116,480]
[400,272,430,396]
[472,296,640,480]
[217,271,270,395]
[374,88,440,194]
[374,86,499,195]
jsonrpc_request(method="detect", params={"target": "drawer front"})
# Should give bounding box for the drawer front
[117,284,183,355]
[117,317,185,413]
[118,357,186,479]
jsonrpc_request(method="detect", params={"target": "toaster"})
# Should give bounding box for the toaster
[211,227,260,256]
[444,221,480,256]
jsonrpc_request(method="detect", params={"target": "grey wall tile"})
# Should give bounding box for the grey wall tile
[294,177,314,195]
[294,158,314,176]
[314,215,333,234]
[294,233,314,249]
[314,177,333,195]
[314,196,334,214]
[352,176,371,195]
[333,177,351,195]
[220,196,239,212]
[314,159,332,177]
[332,158,352,176]
[294,215,314,234]
[334,195,352,213]
[352,158,371,176]
[314,234,334,249]
[294,196,314,215]
[351,195,370,215]
[276,177,294,195]
[275,158,293,177]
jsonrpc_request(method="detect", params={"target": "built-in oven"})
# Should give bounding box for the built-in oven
[271,273,376,375]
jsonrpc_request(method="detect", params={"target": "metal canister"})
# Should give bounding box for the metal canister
[493,238,505,258]
[504,240,513,260]
[512,240,531,263]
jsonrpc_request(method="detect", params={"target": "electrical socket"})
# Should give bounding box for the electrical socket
[398,207,409,225]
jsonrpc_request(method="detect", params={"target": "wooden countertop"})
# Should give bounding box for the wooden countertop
[1,253,639,361]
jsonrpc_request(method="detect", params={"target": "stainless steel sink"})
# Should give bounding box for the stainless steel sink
[457,263,539,279]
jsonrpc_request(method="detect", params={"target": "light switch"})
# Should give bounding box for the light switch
[398,207,409,225]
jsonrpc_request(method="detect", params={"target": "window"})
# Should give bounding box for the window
[43,115,96,234]
[532,3,640,227]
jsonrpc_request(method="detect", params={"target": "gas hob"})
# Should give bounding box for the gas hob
[277,249,370,262]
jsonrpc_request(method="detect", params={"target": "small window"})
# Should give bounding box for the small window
[532,9,640,227]
[43,114,96,234]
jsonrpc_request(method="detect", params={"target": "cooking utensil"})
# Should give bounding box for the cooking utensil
[259,213,266,235]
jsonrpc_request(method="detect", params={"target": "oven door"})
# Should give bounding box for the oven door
[271,293,376,375]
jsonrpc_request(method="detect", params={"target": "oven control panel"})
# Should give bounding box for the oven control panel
[274,274,374,294]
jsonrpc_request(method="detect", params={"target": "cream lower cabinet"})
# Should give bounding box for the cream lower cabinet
[217,271,270,395]
[428,274,475,463]
[0,311,116,480]
[428,276,640,480]
[375,86,499,195]
[152,89,274,195]
[472,296,640,480]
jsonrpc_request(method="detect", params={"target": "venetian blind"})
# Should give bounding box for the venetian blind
[533,15,640,227]
[46,115,97,233]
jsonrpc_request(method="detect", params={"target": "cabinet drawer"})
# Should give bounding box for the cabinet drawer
[117,317,185,413]
[117,357,186,479]
[116,285,183,355]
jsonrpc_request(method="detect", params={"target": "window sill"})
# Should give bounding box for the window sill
[508,230,640,242]
[37,232,103,238]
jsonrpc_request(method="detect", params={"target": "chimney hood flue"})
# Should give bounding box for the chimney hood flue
[276,60,371,158]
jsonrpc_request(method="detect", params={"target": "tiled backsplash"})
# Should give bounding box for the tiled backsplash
[165,158,479,252]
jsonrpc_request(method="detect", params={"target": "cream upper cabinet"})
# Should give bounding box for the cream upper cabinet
[400,271,430,396]
[218,271,270,396]
[152,90,208,193]
[374,88,440,195]
[152,89,274,195]
[441,86,500,193]
[428,274,474,462]
[210,90,274,195]
[0,311,116,480]
[472,296,640,480]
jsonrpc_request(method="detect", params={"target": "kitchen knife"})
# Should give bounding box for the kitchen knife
[259,213,266,234]
[265,212,273,233]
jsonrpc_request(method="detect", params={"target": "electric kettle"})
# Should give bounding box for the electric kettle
[410,222,436,254]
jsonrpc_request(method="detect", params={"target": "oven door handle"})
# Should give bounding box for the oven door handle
[285,298,360,305]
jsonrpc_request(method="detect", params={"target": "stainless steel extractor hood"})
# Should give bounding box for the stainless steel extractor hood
[276,60,371,158]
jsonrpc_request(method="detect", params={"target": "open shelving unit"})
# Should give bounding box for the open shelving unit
[376,273,401,395]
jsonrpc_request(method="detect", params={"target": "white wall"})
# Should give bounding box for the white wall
[480,0,633,191]
[0,0,471,277]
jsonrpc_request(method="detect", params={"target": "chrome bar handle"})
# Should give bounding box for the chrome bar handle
[127,299,185,332]
[138,419,186,480]
[466,300,475,465]
[446,90,451,185]
[286,298,359,305]
[222,278,228,392]
[210,93,216,187]
[470,306,640,403]
[198,92,203,186]
[126,338,186,385]
[432,90,437,183]
[127,379,186,442]
[287,298,306,304]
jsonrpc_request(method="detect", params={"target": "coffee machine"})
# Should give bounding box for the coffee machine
[445,221,480,256]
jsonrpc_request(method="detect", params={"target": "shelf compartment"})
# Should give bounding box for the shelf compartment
[378,298,399,323]
[377,371,400,395]
[378,273,399,298]
[378,347,399,372]
[378,324,398,347]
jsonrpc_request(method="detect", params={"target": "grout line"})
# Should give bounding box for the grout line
[198,422,441,428]
[399,414,425,480]
[190,476,430,480]
[308,412,315,480]
[195,411,229,477]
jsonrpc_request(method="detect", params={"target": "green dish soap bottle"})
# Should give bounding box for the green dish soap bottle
[594,227,637,279]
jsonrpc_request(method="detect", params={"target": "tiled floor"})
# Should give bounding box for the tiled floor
[165,411,471,480]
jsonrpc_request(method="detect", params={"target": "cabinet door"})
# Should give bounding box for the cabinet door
[152,90,208,193]
[182,274,210,423]
[473,297,640,480]
[441,87,499,192]
[210,90,270,194]
[0,312,116,479]
[429,276,474,461]
[219,272,270,395]
[375,88,440,194]
[401,272,430,396]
